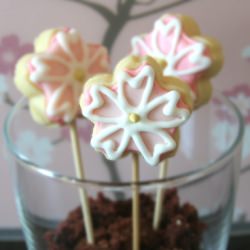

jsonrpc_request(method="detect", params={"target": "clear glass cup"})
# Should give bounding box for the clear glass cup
[3,91,244,250]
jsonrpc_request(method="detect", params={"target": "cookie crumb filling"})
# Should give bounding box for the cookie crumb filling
[45,189,205,250]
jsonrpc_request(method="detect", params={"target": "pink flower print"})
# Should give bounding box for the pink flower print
[242,46,250,63]
[15,28,110,125]
[80,56,192,165]
[131,14,223,107]
[16,130,53,167]
[223,83,250,124]
[0,34,32,74]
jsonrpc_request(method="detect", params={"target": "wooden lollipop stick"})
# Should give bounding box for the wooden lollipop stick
[69,120,94,244]
[132,153,140,250]
[153,159,169,230]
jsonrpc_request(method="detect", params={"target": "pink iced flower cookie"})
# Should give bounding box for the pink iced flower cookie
[131,14,223,108]
[80,56,193,165]
[14,28,110,125]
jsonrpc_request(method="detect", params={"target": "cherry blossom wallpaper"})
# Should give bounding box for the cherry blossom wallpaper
[0,0,249,227]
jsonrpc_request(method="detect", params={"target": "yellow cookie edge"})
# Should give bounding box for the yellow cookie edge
[34,28,61,53]
[195,36,224,78]
[14,54,41,97]
[29,95,52,125]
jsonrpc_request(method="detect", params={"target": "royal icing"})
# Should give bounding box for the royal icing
[131,15,211,95]
[29,28,109,124]
[81,62,190,166]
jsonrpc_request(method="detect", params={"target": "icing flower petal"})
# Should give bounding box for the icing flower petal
[87,44,110,75]
[29,54,69,83]
[14,27,110,125]
[83,85,122,123]
[83,84,124,123]
[145,90,190,129]
[116,65,155,109]
[47,29,84,62]
[91,125,130,160]
[81,56,192,165]
[44,81,81,123]
[132,129,176,165]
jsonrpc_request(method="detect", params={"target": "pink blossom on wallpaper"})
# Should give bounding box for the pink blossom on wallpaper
[223,83,250,124]
[60,120,93,143]
[242,46,250,63]
[212,83,250,161]
[0,34,33,74]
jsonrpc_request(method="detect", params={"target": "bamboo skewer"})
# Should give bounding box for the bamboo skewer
[153,159,169,230]
[132,153,140,250]
[69,120,94,244]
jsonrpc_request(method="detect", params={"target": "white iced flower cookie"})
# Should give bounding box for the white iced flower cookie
[131,14,223,108]
[80,56,193,165]
[14,27,110,125]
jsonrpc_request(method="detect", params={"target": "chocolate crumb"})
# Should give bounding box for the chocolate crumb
[45,189,205,250]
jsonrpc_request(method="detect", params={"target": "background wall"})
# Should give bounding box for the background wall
[0,0,249,227]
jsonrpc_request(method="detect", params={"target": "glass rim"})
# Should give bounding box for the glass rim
[3,91,245,189]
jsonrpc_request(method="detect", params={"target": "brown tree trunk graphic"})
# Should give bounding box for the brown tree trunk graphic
[71,0,190,52]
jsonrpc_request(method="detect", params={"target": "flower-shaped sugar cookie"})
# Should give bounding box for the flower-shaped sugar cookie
[80,56,193,165]
[15,28,109,125]
[131,14,223,108]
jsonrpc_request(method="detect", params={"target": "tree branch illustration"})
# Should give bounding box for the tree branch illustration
[102,157,125,199]
[134,0,157,5]
[69,0,193,51]
[117,0,124,11]
[69,0,115,23]
[130,0,192,20]
[103,0,134,50]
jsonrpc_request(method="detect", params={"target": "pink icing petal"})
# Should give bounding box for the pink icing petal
[84,88,123,120]
[69,36,84,62]
[134,130,174,156]
[30,56,69,84]
[93,91,122,118]
[147,96,189,123]
[48,29,84,63]
[48,36,71,63]
[120,64,159,108]
[94,125,127,157]
[123,79,148,107]
[44,82,79,123]
[130,130,175,165]
[87,44,109,75]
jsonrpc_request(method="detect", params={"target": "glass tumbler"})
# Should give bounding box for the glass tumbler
[3,91,244,250]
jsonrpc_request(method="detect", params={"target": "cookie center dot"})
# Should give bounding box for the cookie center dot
[129,113,140,123]
[74,69,85,82]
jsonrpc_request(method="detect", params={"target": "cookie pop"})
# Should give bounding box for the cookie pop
[131,14,223,229]
[131,14,223,109]
[14,27,110,244]
[80,55,193,250]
